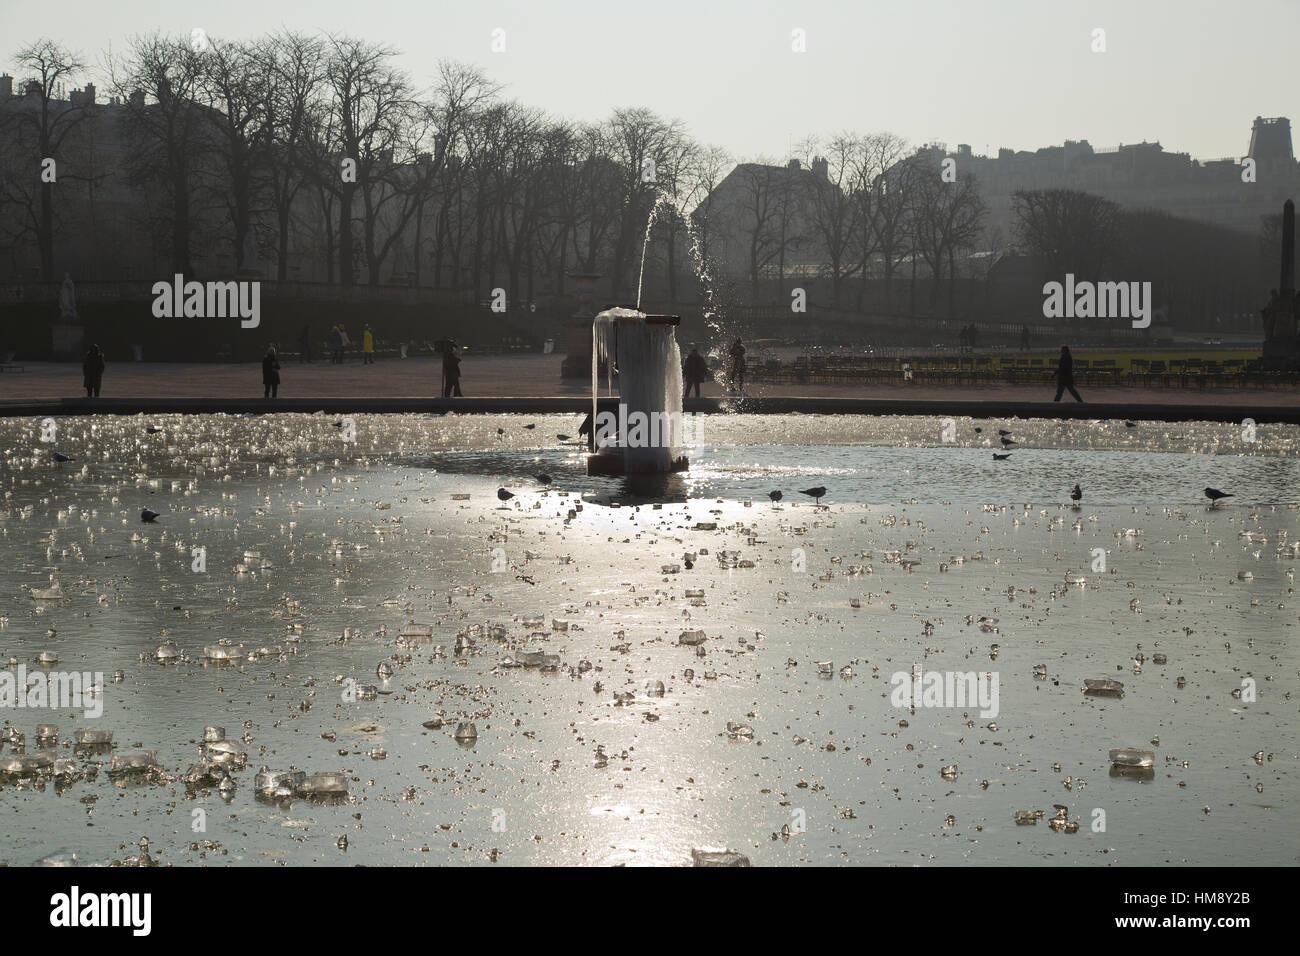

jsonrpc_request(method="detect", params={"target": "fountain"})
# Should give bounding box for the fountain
[587,308,689,475]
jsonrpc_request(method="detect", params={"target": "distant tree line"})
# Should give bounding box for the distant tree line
[0,32,1274,332]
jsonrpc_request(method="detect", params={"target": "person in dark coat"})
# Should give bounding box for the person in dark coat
[262,346,281,398]
[728,338,746,394]
[82,344,105,397]
[442,345,462,397]
[1053,344,1082,402]
[683,346,708,399]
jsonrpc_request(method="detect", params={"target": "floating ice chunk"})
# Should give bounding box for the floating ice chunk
[1108,747,1155,768]
[679,630,706,646]
[1084,679,1124,697]
[299,771,349,795]
[691,847,751,867]
[109,750,158,774]
[204,726,225,743]
[0,752,55,774]
[1014,809,1044,825]
[204,643,244,662]
[204,739,248,769]
[726,722,753,739]
[37,651,58,665]
[454,722,478,742]
[644,680,666,697]
[33,850,78,866]
[73,729,112,745]
[254,768,307,794]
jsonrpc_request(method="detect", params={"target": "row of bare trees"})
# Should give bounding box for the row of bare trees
[698,136,988,312]
[2,31,998,317]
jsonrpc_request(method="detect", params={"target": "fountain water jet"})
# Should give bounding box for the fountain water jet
[588,308,688,475]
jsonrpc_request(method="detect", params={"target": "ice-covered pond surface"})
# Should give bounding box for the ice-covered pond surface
[0,412,1296,866]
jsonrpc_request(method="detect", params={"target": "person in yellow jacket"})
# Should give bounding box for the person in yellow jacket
[362,325,375,364]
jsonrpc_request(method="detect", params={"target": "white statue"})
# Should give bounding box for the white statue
[58,273,77,320]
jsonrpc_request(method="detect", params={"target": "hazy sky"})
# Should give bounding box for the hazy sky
[5,0,1297,162]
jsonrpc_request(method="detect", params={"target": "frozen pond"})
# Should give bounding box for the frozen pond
[0,412,1296,866]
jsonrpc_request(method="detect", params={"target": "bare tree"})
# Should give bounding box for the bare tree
[197,36,273,272]
[859,133,912,311]
[3,39,89,278]
[258,30,325,280]
[109,32,215,275]
[1012,187,1121,283]
[913,166,987,313]
[318,35,415,285]
[798,134,871,307]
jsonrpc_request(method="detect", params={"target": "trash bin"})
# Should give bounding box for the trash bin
[132,345,143,362]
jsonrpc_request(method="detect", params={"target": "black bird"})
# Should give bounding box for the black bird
[1070,484,1082,502]
[799,486,827,505]
[536,474,552,484]
[497,488,515,502]
[1205,487,1233,504]
[768,490,783,502]
[52,453,74,468]
[145,426,163,434]
[557,434,571,441]
[524,424,535,430]
[497,428,505,435]
[140,508,160,522]
[993,453,1011,461]
[973,427,983,434]
[998,429,1013,437]
[332,421,344,428]
[1124,421,1137,428]
[1001,437,1017,447]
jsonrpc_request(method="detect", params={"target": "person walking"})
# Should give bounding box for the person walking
[362,325,375,365]
[262,345,281,398]
[728,338,746,394]
[683,345,708,400]
[1053,344,1083,402]
[82,344,105,398]
[338,324,351,363]
[298,323,312,363]
[442,344,462,397]
[327,325,342,364]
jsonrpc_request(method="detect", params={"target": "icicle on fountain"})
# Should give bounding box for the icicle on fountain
[587,309,689,476]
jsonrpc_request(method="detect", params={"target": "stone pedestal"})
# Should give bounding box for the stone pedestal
[52,323,84,360]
